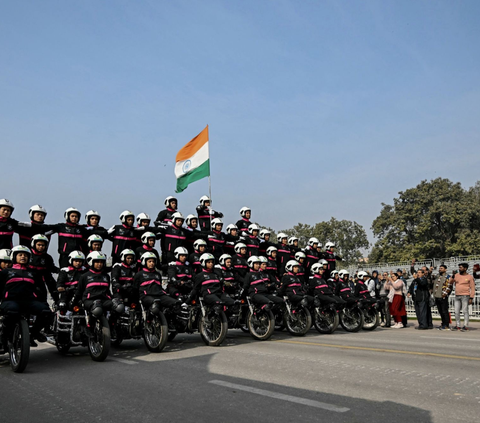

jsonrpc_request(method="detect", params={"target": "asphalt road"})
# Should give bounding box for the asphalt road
[1,322,479,423]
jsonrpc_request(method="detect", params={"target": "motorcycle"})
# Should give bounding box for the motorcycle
[311,299,340,334]
[339,300,364,332]
[109,302,144,347]
[53,300,111,362]
[274,296,312,336]
[361,299,380,331]
[0,311,32,373]
[165,297,228,346]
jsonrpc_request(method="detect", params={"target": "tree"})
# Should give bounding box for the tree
[370,178,480,262]
[281,218,369,266]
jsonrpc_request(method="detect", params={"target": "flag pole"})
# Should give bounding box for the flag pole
[207,125,213,231]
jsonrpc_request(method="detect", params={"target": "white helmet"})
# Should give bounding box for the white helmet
[199,195,210,206]
[285,260,300,273]
[174,246,189,260]
[331,270,339,276]
[171,212,185,224]
[338,269,349,278]
[234,242,247,254]
[164,196,177,207]
[259,229,270,240]
[119,210,135,224]
[247,255,261,269]
[31,234,49,248]
[307,237,319,247]
[87,234,103,248]
[288,236,299,246]
[294,251,306,261]
[319,259,328,266]
[358,271,368,279]
[29,204,47,220]
[226,224,238,234]
[211,218,223,227]
[193,239,207,251]
[325,242,335,249]
[0,249,12,262]
[248,223,260,235]
[266,246,277,255]
[219,254,232,266]
[136,212,151,226]
[185,214,197,227]
[0,199,15,212]
[85,210,100,224]
[311,263,323,275]
[199,253,215,267]
[11,245,31,262]
[277,232,288,242]
[86,251,107,267]
[141,231,156,244]
[64,207,80,221]
[140,251,157,267]
[68,250,85,265]
[239,207,251,217]
[120,249,135,262]
[258,256,268,263]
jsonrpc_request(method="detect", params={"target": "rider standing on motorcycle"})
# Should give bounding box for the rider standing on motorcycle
[276,233,291,276]
[236,207,252,234]
[196,195,223,232]
[190,253,235,308]
[167,247,194,300]
[190,239,207,275]
[303,238,320,273]
[0,248,13,270]
[111,249,137,306]
[57,251,87,308]
[307,263,346,307]
[278,260,314,307]
[184,214,210,254]
[135,231,161,270]
[243,256,284,309]
[288,237,300,258]
[0,245,53,344]
[244,224,260,258]
[265,246,280,286]
[29,234,59,305]
[224,224,242,256]
[323,242,342,275]
[294,251,308,283]
[207,218,226,259]
[232,242,249,285]
[214,254,237,297]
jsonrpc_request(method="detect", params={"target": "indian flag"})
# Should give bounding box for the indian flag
[175,125,210,193]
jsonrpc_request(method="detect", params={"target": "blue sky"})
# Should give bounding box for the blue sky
[1,0,479,251]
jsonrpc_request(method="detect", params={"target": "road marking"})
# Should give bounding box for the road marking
[420,336,480,342]
[273,340,480,361]
[209,380,349,413]
[108,357,139,365]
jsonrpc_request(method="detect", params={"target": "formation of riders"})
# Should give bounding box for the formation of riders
[0,196,379,352]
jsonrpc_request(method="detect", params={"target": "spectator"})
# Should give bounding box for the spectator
[473,264,480,280]
[397,268,409,328]
[451,263,476,331]
[408,269,433,330]
[386,273,406,328]
[378,272,391,327]
[432,264,451,330]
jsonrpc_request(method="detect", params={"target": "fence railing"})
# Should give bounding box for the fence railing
[405,290,480,322]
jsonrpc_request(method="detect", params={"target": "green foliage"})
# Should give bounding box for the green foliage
[370,178,480,262]
[280,218,369,266]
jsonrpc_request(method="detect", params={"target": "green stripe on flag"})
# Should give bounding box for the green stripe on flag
[175,159,210,193]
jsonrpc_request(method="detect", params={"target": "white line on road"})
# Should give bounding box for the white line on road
[420,336,480,342]
[209,380,349,413]
[108,357,139,365]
